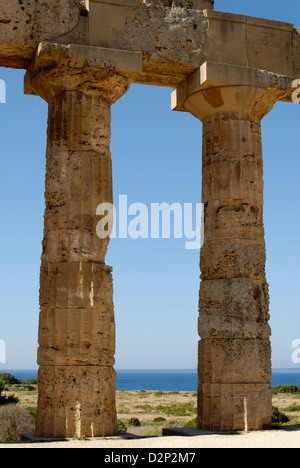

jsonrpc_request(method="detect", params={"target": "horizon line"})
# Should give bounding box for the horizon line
[1,367,300,372]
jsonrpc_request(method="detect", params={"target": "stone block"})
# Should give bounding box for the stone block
[199,278,270,339]
[198,382,272,431]
[198,338,271,384]
[42,213,110,263]
[38,308,115,366]
[36,365,117,438]
[200,240,266,280]
[203,201,264,242]
[39,262,114,311]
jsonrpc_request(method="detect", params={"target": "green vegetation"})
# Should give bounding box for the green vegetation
[153,417,167,423]
[0,373,22,385]
[0,405,35,442]
[183,417,197,428]
[272,385,300,395]
[272,406,289,425]
[117,419,128,432]
[26,378,38,385]
[73,434,87,441]
[127,417,141,427]
[26,407,37,417]
[284,403,300,412]
[156,402,196,417]
[0,379,19,406]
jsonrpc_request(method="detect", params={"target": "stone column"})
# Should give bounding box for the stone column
[198,106,272,431]
[25,44,141,438]
[172,63,285,431]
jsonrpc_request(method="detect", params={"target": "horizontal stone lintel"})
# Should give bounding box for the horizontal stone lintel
[204,10,293,32]
[90,0,139,6]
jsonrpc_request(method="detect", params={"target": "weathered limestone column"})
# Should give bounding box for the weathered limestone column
[198,107,272,432]
[172,62,289,431]
[25,43,141,438]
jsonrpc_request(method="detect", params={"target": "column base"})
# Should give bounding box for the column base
[36,366,117,438]
[198,382,272,431]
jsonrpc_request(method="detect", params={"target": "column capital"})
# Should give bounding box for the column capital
[24,42,142,104]
[172,61,292,121]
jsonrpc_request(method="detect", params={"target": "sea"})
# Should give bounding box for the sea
[1,368,300,391]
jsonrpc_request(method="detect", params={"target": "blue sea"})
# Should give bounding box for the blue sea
[1,368,300,390]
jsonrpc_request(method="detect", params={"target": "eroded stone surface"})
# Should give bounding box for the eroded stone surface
[198,383,272,431]
[180,86,274,431]
[27,61,131,438]
[36,366,117,438]
[0,0,88,68]
[0,0,297,437]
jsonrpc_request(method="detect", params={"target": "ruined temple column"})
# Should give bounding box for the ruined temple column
[197,107,272,432]
[172,62,285,431]
[25,43,141,438]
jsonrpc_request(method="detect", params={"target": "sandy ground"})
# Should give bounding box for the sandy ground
[1,426,300,448]
[2,387,300,448]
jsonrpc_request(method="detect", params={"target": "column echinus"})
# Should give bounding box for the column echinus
[172,62,289,431]
[25,43,142,439]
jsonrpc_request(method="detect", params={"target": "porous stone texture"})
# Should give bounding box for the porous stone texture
[111,0,212,76]
[0,0,88,68]
[36,366,117,437]
[27,62,131,438]
[1,0,299,438]
[182,85,275,432]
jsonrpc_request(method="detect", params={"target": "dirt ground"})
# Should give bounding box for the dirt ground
[1,386,300,448]
[4,386,300,437]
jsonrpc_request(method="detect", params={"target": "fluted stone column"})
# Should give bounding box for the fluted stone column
[198,107,272,431]
[25,44,141,438]
[172,63,286,431]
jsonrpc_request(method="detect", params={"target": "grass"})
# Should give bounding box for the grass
[156,402,196,417]
[0,405,35,442]
[284,403,300,412]
[2,385,300,440]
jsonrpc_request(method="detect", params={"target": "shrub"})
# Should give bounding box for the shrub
[0,374,22,385]
[153,417,167,423]
[26,407,37,417]
[0,379,19,406]
[24,385,35,392]
[0,405,35,442]
[26,379,38,385]
[284,403,300,412]
[183,417,197,428]
[272,406,289,425]
[117,420,127,433]
[128,417,141,427]
[272,385,300,395]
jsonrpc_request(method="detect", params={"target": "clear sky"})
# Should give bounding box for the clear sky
[0,0,300,371]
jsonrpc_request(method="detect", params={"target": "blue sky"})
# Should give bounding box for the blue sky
[0,0,300,370]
